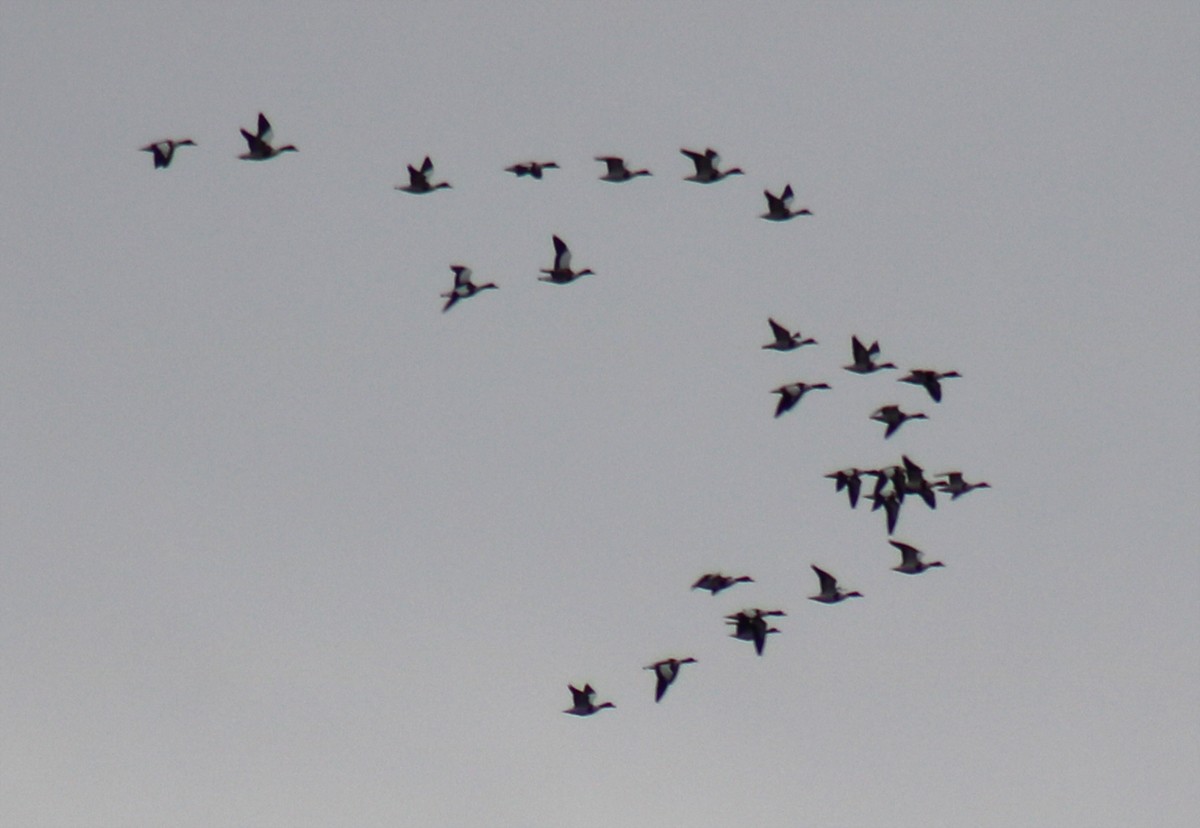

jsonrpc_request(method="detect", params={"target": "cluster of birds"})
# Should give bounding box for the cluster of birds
[142,114,814,314]
[142,113,987,717]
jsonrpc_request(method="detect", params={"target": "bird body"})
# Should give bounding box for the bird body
[935,472,991,499]
[763,318,817,351]
[844,336,897,374]
[238,113,297,160]
[395,156,450,193]
[506,160,559,178]
[772,382,831,417]
[595,156,651,181]
[681,147,744,183]
[871,404,929,439]
[825,468,864,509]
[900,369,961,403]
[889,540,945,574]
[760,184,812,220]
[692,573,754,595]
[726,609,785,655]
[645,657,697,702]
[440,265,497,312]
[538,235,594,284]
[141,138,196,169]
[809,565,863,603]
[564,684,615,716]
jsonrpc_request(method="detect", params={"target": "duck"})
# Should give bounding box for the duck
[725,609,785,656]
[844,336,898,374]
[595,156,652,182]
[825,468,864,509]
[238,113,297,160]
[140,138,196,169]
[538,235,594,284]
[681,147,744,183]
[644,657,697,702]
[889,540,945,574]
[808,565,863,604]
[395,156,451,193]
[564,684,615,716]
[771,381,831,417]
[440,265,497,313]
[505,160,559,179]
[899,369,961,403]
[870,405,929,439]
[934,472,991,500]
[762,318,817,351]
[691,573,754,595]
[760,185,813,220]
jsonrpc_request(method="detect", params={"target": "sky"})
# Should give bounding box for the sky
[2,2,1198,826]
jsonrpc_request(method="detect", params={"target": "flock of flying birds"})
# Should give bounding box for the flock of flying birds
[142,113,990,717]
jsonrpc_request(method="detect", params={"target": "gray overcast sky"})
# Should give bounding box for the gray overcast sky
[2,2,1198,826]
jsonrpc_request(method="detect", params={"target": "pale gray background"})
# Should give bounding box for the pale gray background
[2,2,1198,826]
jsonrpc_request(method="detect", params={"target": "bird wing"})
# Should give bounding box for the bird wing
[811,565,837,595]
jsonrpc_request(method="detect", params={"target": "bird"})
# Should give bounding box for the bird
[563,684,615,716]
[440,265,497,313]
[844,336,898,374]
[644,658,697,702]
[934,472,991,500]
[725,609,784,656]
[889,540,945,574]
[825,468,865,509]
[870,405,929,439]
[899,369,961,403]
[140,138,196,169]
[395,156,451,193]
[808,565,863,604]
[238,113,297,160]
[771,382,831,417]
[538,235,594,284]
[762,318,817,351]
[900,455,938,510]
[505,160,559,179]
[691,573,754,595]
[594,156,652,181]
[760,185,813,220]
[681,147,744,183]
[868,490,903,535]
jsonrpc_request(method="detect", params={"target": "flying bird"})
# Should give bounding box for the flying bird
[538,235,594,284]
[140,138,196,169]
[505,160,559,179]
[763,318,817,351]
[725,609,785,656]
[440,265,497,313]
[870,405,929,439]
[844,336,898,374]
[771,382,831,417]
[595,156,652,181]
[760,184,813,220]
[644,658,697,702]
[691,573,754,595]
[889,540,945,574]
[899,369,961,403]
[869,490,903,535]
[808,565,863,604]
[395,156,451,193]
[238,113,297,160]
[934,472,991,499]
[680,147,744,183]
[563,684,615,716]
[825,468,865,509]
